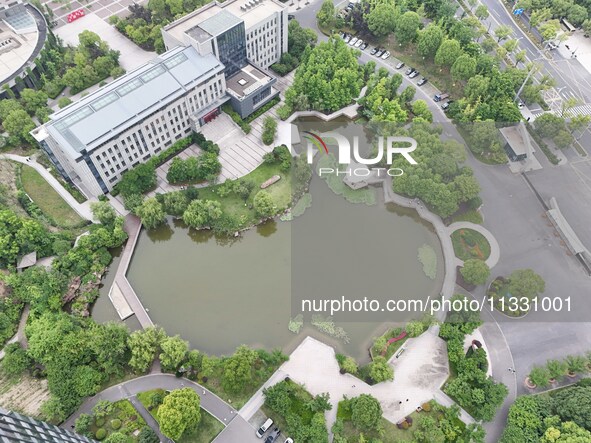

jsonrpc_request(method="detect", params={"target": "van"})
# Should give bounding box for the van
[256,418,274,438]
[434,93,449,102]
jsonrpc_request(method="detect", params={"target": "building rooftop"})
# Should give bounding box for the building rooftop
[37,46,224,159]
[226,64,272,100]
[199,9,243,36]
[16,251,36,269]
[163,0,284,45]
[499,125,528,156]
[0,4,47,85]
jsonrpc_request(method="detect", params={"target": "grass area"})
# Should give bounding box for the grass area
[450,209,483,225]
[137,389,224,443]
[451,228,491,261]
[20,165,85,227]
[369,327,408,361]
[89,399,146,442]
[198,161,293,227]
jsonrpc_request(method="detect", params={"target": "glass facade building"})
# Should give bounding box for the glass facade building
[0,408,95,442]
[216,23,247,77]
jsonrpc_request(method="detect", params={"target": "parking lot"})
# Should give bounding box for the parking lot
[338,26,454,113]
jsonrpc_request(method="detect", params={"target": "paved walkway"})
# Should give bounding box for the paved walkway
[239,332,464,436]
[382,177,456,322]
[109,215,153,327]
[0,154,95,221]
[447,221,501,269]
[64,373,237,430]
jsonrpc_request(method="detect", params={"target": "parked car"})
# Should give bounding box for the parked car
[265,428,281,443]
[405,67,415,75]
[409,70,419,78]
[349,37,358,46]
[256,419,274,438]
[370,47,378,55]
[339,31,345,38]
[395,61,405,69]
[287,14,295,20]
[343,34,351,43]
[348,2,355,7]
[548,41,558,49]
[441,101,453,111]
[417,77,428,86]
[355,39,363,48]
[433,92,449,102]
[284,439,294,443]
[375,48,384,57]
[360,42,368,50]
[381,51,391,59]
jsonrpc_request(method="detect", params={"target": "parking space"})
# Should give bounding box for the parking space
[338,30,453,113]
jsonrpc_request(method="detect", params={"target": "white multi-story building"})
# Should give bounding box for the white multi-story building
[32,47,226,196]
[33,0,287,197]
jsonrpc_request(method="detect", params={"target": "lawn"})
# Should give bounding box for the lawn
[369,327,408,361]
[450,209,483,225]
[137,389,224,443]
[261,380,315,439]
[451,228,491,261]
[20,165,85,227]
[197,161,293,227]
[89,399,146,442]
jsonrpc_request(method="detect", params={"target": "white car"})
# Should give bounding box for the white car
[343,34,351,43]
[355,39,363,48]
[381,51,391,60]
[284,439,294,443]
[349,37,358,46]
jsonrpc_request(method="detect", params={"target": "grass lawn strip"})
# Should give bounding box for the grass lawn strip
[20,165,84,227]
[451,228,491,261]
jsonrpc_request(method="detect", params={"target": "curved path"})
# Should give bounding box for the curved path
[0,154,95,221]
[63,373,237,434]
[382,177,456,322]
[447,221,501,269]
[0,305,30,360]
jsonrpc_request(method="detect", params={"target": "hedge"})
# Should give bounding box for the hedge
[222,104,251,134]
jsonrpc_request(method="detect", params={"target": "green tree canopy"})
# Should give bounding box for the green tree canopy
[460,259,490,285]
[351,394,382,431]
[157,388,201,440]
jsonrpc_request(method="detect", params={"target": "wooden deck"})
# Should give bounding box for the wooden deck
[109,214,154,328]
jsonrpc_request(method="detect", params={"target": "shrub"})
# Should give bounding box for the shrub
[262,116,278,145]
[529,365,551,388]
[110,418,121,430]
[421,401,432,412]
[95,428,107,440]
[95,417,105,427]
[57,97,72,109]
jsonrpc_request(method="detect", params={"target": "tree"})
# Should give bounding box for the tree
[104,433,127,443]
[128,326,165,373]
[406,320,425,337]
[58,97,72,109]
[20,88,48,115]
[475,5,489,20]
[253,191,277,218]
[116,163,156,197]
[435,39,463,68]
[1,343,31,376]
[460,259,490,285]
[222,345,257,393]
[417,24,444,58]
[552,386,591,429]
[400,85,416,103]
[3,109,36,145]
[159,335,189,371]
[139,427,160,443]
[75,413,93,437]
[539,20,561,42]
[157,388,201,441]
[137,197,166,229]
[0,99,23,122]
[508,269,545,300]
[316,0,335,29]
[529,365,551,387]
[451,55,477,81]
[412,100,433,122]
[162,191,189,216]
[91,201,117,225]
[73,365,104,397]
[262,116,277,145]
[183,199,222,228]
[546,359,567,381]
[287,20,317,59]
[368,356,393,383]
[495,25,512,42]
[367,3,397,37]
[395,11,421,45]
[351,394,382,431]
[535,113,566,138]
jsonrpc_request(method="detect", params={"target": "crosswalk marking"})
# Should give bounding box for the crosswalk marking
[531,103,591,120]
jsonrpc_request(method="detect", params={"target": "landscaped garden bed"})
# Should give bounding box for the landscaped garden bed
[451,228,491,261]
[86,399,146,442]
[137,389,224,443]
